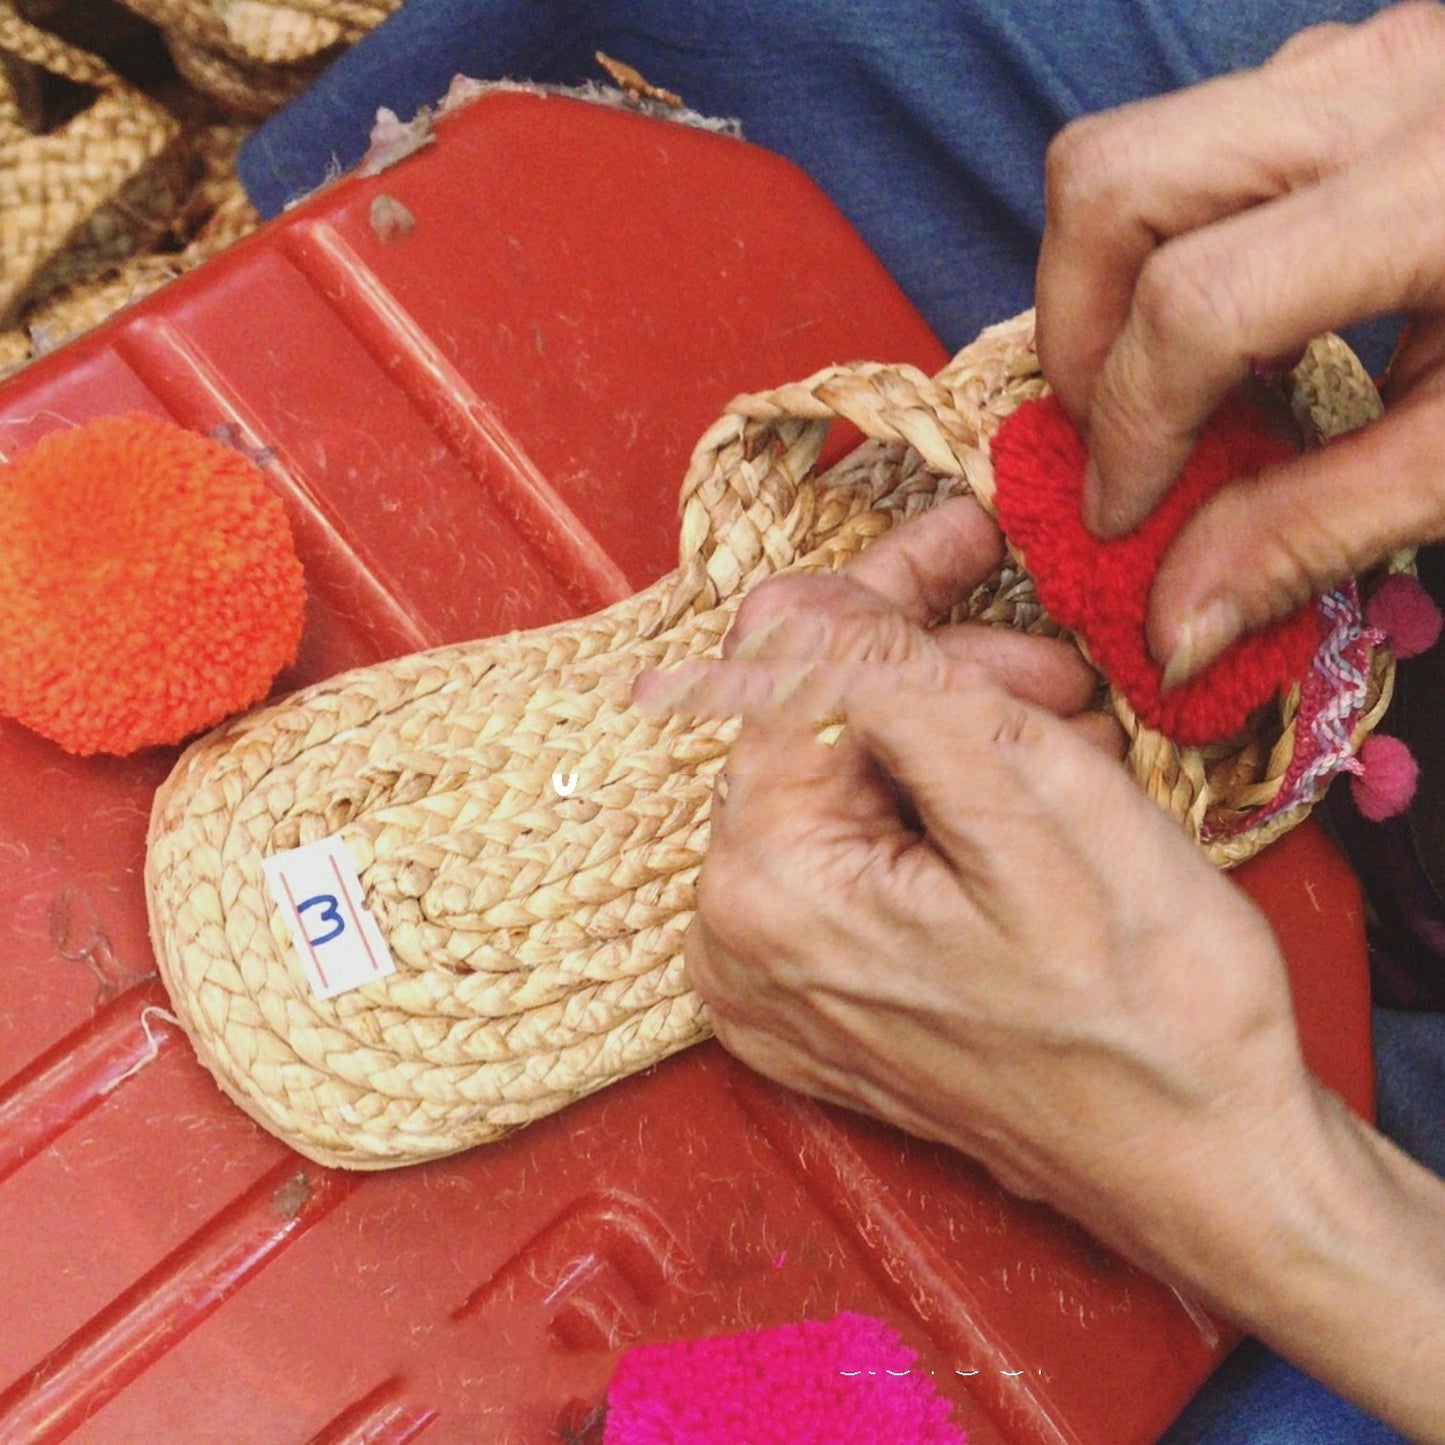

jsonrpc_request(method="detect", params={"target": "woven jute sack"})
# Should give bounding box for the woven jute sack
[114,0,404,115]
[145,310,1395,1170]
[0,2,187,327]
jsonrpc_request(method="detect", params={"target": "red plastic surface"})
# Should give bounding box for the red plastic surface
[0,92,1374,1444]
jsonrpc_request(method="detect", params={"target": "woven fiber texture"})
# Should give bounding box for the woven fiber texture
[0,1,396,376]
[145,311,1393,1170]
[116,0,403,115]
[0,2,183,328]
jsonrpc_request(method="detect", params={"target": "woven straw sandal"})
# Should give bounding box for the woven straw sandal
[145,309,1395,1170]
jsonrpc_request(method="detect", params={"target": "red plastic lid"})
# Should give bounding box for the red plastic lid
[0,91,1373,1444]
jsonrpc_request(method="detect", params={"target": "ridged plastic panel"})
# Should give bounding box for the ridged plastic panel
[0,91,1374,1444]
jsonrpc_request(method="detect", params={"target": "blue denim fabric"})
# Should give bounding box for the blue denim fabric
[239,6,1437,1440]
[1159,1332,1410,1445]
[1375,1007,1445,1179]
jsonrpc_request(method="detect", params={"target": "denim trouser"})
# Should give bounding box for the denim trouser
[239,6,1437,1438]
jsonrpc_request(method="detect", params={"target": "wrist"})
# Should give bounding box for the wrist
[1155,1079,1445,1439]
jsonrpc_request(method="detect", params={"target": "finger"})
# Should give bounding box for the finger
[724,496,1004,658]
[932,625,1101,716]
[1039,5,1445,419]
[725,574,925,668]
[1036,5,1445,531]
[633,657,838,724]
[1038,73,1331,440]
[638,634,1096,723]
[840,494,1005,617]
[690,917,957,1137]
[1068,708,1128,759]
[635,657,867,724]
[1264,20,1350,67]
[1380,313,1445,405]
[705,1003,883,1121]
[836,665,1159,895]
[709,675,902,845]
[1084,109,1445,539]
[709,661,1031,877]
[634,655,876,847]
[1147,381,1445,677]
[683,915,785,1034]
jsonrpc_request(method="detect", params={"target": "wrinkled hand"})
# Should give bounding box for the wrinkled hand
[1037,3,1445,684]
[634,498,1327,1278]
[641,494,1117,750]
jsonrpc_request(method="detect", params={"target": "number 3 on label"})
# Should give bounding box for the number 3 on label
[297,893,347,947]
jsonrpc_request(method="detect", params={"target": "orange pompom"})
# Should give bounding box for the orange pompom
[0,412,306,756]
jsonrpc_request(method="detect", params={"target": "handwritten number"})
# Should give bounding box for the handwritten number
[297,893,346,947]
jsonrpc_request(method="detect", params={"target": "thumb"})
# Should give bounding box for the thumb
[1147,394,1445,681]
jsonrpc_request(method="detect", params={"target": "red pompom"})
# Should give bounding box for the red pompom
[0,412,306,755]
[1350,734,1419,822]
[990,395,1321,745]
[1366,573,1443,659]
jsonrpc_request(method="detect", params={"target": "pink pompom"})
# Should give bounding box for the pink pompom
[1366,574,1442,659]
[1350,735,1420,821]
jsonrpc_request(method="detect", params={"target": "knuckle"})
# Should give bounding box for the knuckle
[851,607,922,664]
[1268,20,1349,67]
[1303,96,1363,183]
[1250,538,1331,624]
[1229,503,1342,626]
[691,859,762,978]
[1361,0,1445,69]
[1132,237,1244,355]
[989,694,1047,750]
[705,1008,749,1059]
[728,575,815,641]
[694,825,793,952]
[1044,113,1125,224]
[694,840,752,927]
[1399,105,1445,258]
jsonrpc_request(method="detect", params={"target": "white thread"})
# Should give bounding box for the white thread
[106,1006,183,1091]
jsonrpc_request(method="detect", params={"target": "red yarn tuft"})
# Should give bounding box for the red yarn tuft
[1351,734,1419,821]
[990,395,1321,745]
[1366,573,1443,659]
[0,412,306,756]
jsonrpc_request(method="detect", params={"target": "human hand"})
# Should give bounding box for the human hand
[637,500,1445,1441]
[1037,3,1445,686]
[634,497,1323,1280]
[640,493,1120,749]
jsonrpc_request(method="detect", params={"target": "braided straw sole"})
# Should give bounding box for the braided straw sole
[145,310,1391,1169]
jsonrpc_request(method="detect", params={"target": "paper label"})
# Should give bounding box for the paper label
[261,837,396,1000]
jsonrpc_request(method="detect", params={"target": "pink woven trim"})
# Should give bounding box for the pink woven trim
[1203,581,1381,844]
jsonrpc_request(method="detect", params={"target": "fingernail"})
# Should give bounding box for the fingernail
[1160,599,1242,692]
